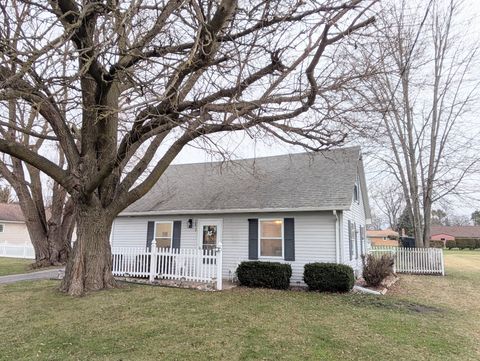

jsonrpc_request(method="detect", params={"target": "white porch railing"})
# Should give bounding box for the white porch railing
[370,246,445,275]
[0,241,35,259]
[111,240,223,290]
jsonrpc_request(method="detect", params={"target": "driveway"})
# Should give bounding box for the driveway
[0,268,64,285]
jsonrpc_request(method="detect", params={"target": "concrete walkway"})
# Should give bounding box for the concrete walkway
[0,268,64,285]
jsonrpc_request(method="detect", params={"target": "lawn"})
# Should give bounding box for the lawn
[0,257,33,276]
[0,251,479,361]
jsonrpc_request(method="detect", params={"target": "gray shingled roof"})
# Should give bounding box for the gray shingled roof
[122,146,366,215]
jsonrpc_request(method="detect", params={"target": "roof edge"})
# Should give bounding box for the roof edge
[119,206,350,217]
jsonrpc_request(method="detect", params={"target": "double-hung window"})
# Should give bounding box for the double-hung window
[155,222,173,248]
[259,219,283,258]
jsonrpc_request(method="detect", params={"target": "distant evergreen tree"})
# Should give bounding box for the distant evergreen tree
[397,208,415,237]
[472,210,480,226]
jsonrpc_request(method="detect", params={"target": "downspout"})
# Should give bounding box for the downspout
[333,210,340,264]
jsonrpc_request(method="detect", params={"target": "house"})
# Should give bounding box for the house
[110,146,371,284]
[0,203,31,245]
[367,229,399,247]
[431,226,480,243]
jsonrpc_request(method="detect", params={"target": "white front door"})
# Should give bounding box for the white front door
[197,219,223,250]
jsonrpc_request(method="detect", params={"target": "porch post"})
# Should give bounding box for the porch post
[216,242,223,291]
[149,239,157,282]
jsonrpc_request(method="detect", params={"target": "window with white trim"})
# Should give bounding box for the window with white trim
[259,219,283,257]
[353,183,359,202]
[0,224,4,232]
[155,222,173,248]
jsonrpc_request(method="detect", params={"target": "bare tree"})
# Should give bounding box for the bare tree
[0,184,13,203]
[0,6,75,266]
[355,0,479,246]
[370,181,404,230]
[0,100,75,267]
[0,0,376,295]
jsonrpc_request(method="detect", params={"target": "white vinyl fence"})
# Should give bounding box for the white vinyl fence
[111,240,223,290]
[0,241,35,259]
[370,246,445,275]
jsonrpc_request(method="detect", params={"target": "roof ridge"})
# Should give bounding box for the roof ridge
[169,146,361,168]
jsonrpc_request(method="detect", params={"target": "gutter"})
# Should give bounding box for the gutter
[119,206,351,217]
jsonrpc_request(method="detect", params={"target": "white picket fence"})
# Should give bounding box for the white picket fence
[370,246,445,275]
[0,241,35,259]
[111,240,223,290]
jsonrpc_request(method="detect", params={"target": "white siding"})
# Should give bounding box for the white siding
[341,172,368,275]
[112,211,337,284]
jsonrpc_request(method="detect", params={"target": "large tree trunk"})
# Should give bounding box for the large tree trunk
[28,225,71,268]
[60,204,116,296]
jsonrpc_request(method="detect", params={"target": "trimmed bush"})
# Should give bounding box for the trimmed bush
[236,261,292,290]
[445,239,456,250]
[455,238,476,250]
[430,240,445,248]
[303,263,354,293]
[362,254,394,287]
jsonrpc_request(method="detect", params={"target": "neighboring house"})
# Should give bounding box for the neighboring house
[111,147,371,284]
[0,203,31,245]
[431,226,480,243]
[367,229,399,247]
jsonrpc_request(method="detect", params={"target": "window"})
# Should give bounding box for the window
[155,222,173,248]
[202,225,218,250]
[353,184,359,202]
[259,219,283,258]
[0,224,4,233]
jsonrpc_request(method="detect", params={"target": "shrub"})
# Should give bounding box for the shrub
[361,254,394,287]
[430,240,445,248]
[445,240,456,250]
[236,261,292,290]
[455,238,476,250]
[476,239,480,249]
[303,263,354,293]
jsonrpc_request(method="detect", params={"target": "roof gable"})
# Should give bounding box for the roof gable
[123,147,365,215]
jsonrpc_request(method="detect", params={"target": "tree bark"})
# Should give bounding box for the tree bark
[60,204,116,296]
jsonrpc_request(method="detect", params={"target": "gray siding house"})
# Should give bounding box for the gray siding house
[111,146,371,284]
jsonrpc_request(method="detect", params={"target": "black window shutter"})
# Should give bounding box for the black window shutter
[248,219,258,260]
[284,218,295,261]
[146,221,155,250]
[360,225,364,255]
[172,221,182,248]
[355,222,359,259]
[348,220,353,260]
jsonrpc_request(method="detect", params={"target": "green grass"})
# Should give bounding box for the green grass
[0,252,479,361]
[0,257,33,276]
